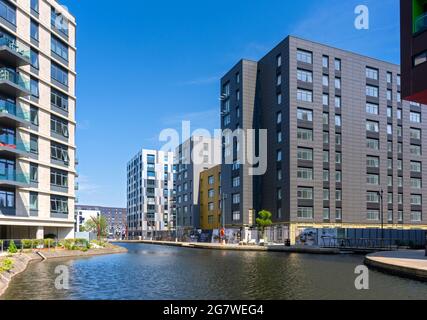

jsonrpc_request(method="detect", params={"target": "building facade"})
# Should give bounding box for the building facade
[127,149,174,238]
[75,205,126,238]
[401,0,427,104]
[199,164,221,230]
[0,0,77,240]
[221,36,427,244]
[175,136,220,232]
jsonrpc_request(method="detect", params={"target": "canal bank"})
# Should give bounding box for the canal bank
[0,245,127,297]
[114,240,341,254]
[365,250,427,282]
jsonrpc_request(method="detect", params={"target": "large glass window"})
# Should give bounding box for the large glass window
[30,19,39,41]
[51,141,69,164]
[31,78,39,98]
[366,120,379,133]
[30,49,39,69]
[30,134,38,154]
[30,163,38,182]
[30,192,38,211]
[366,103,379,115]
[51,168,68,187]
[366,85,379,98]
[297,147,313,161]
[51,35,69,61]
[31,0,39,13]
[297,207,313,219]
[298,187,313,200]
[297,49,312,64]
[297,89,313,102]
[297,108,313,122]
[51,6,69,36]
[51,62,68,86]
[51,115,69,138]
[50,195,68,214]
[0,0,16,25]
[366,67,379,80]
[297,69,313,83]
[297,167,313,180]
[51,88,68,111]
[0,190,14,208]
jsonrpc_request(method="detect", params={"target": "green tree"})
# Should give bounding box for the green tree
[7,240,18,254]
[256,210,273,241]
[84,216,108,240]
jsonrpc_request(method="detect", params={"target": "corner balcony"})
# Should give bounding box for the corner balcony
[415,12,427,34]
[0,101,30,127]
[0,37,31,67]
[0,172,30,188]
[0,141,30,158]
[0,68,31,97]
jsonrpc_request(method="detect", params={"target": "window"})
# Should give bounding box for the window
[276,55,282,67]
[277,188,282,200]
[297,49,312,64]
[336,208,342,220]
[410,112,421,123]
[411,178,422,189]
[323,208,330,220]
[297,69,313,83]
[411,194,422,206]
[30,49,39,69]
[297,108,313,122]
[335,134,342,146]
[297,167,313,180]
[387,107,393,118]
[0,0,16,25]
[297,128,313,141]
[276,112,282,124]
[366,85,379,98]
[232,177,240,188]
[388,158,393,170]
[323,151,329,163]
[388,194,393,205]
[367,156,380,168]
[323,189,330,201]
[31,0,38,13]
[366,103,379,115]
[388,176,393,187]
[387,72,392,84]
[276,74,282,86]
[30,163,38,182]
[277,93,282,105]
[367,192,380,203]
[367,174,379,185]
[30,78,39,98]
[336,190,342,201]
[414,51,427,67]
[30,106,39,126]
[398,176,403,188]
[51,195,68,214]
[30,134,38,154]
[276,150,282,162]
[208,175,214,185]
[322,56,329,68]
[411,211,422,222]
[297,147,313,161]
[334,78,341,90]
[398,143,403,154]
[0,190,14,208]
[367,210,380,221]
[366,120,379,133]
[51,168,68,188]
[322,75,329,87]
[387,124,393,135]
[297,89,313,102]
[411,128,421,140]
[411,161,422,173]
[321,94,329,107]
[297,207,313,219]
[51,62,68,86]
[51,6,69,36]
[410,144,422,156]
[51,115,69,138]
[335,171,342,183]
[367,138,379,150]
[335,115,342,127]
[297,187,313,200]
[334,96,341,108]
[51,88,68,111]
[30,19,39,41]
[334,58,341,71]
[51,141,69,164]
[323,132,329,144]
[388,141,393,153]
[387,90,392,101]
[323,113,329,125]
[30,192,38,211]
[232,211,241,221]
[397,109,402,120]
[323,170,329,182]
[366,67,379,80]
[398,194,403,205]
[335,152,342,164]
[397,75,401,86]
[51,35,69,61]
[398,211,403,223]
[277,169,282,181]
[232,193,240,204]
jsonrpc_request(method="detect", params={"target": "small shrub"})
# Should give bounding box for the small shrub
[44,239,54,248]
[7,240,17,254]
[22,239,33,249]
[32,239,43,248]
[0,258,13,273]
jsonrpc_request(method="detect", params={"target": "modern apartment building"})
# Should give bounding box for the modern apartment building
[401,0,427,104]
[175,136,220,232]
[127,149,174,238]
[75,205,126,238]
[221,35,427,244]
[0,0,77,240]
[199,164,221,230]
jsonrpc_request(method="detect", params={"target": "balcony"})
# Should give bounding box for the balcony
[0,172,30,188]
[415,12,427,33]
[0,101,30,127]
[0,141,30,158]
[0,37,31,67]
[0,68,31,97]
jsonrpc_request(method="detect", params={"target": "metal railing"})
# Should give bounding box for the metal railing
[0,68,30,91]
[0,239,59,254]
[320,237,404,251]
[0,172,30,184]
[0,100,30,121]
[415,12,427,34]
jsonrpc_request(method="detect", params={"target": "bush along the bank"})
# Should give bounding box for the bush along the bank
[91,240,107,248]
[62,239,90,251]
[0,258,13,273]
[7,240,18,254]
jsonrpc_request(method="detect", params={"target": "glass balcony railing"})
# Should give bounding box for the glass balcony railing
[0,68,30,91]
[0,100,30,122]
[0,37,31,61]
[0,140,30,153]
[0,172,30,184]
[415,12,427,33]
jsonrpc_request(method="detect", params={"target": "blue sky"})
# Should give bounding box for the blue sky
[62,0,400,207]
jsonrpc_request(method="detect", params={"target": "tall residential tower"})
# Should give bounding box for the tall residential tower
[0,0,77,240]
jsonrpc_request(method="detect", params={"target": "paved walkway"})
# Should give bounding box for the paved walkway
[365,250,427,281]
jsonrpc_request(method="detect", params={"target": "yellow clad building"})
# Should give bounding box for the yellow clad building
[199,165,221,230]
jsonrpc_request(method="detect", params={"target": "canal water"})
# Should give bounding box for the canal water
[2,243,427,300]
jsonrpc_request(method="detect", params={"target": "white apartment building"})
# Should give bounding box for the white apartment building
[127,149,174,238]
[74,206,100,233]
[0,0,77,240]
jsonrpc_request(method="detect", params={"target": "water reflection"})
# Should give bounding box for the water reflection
[2,244,427,300]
